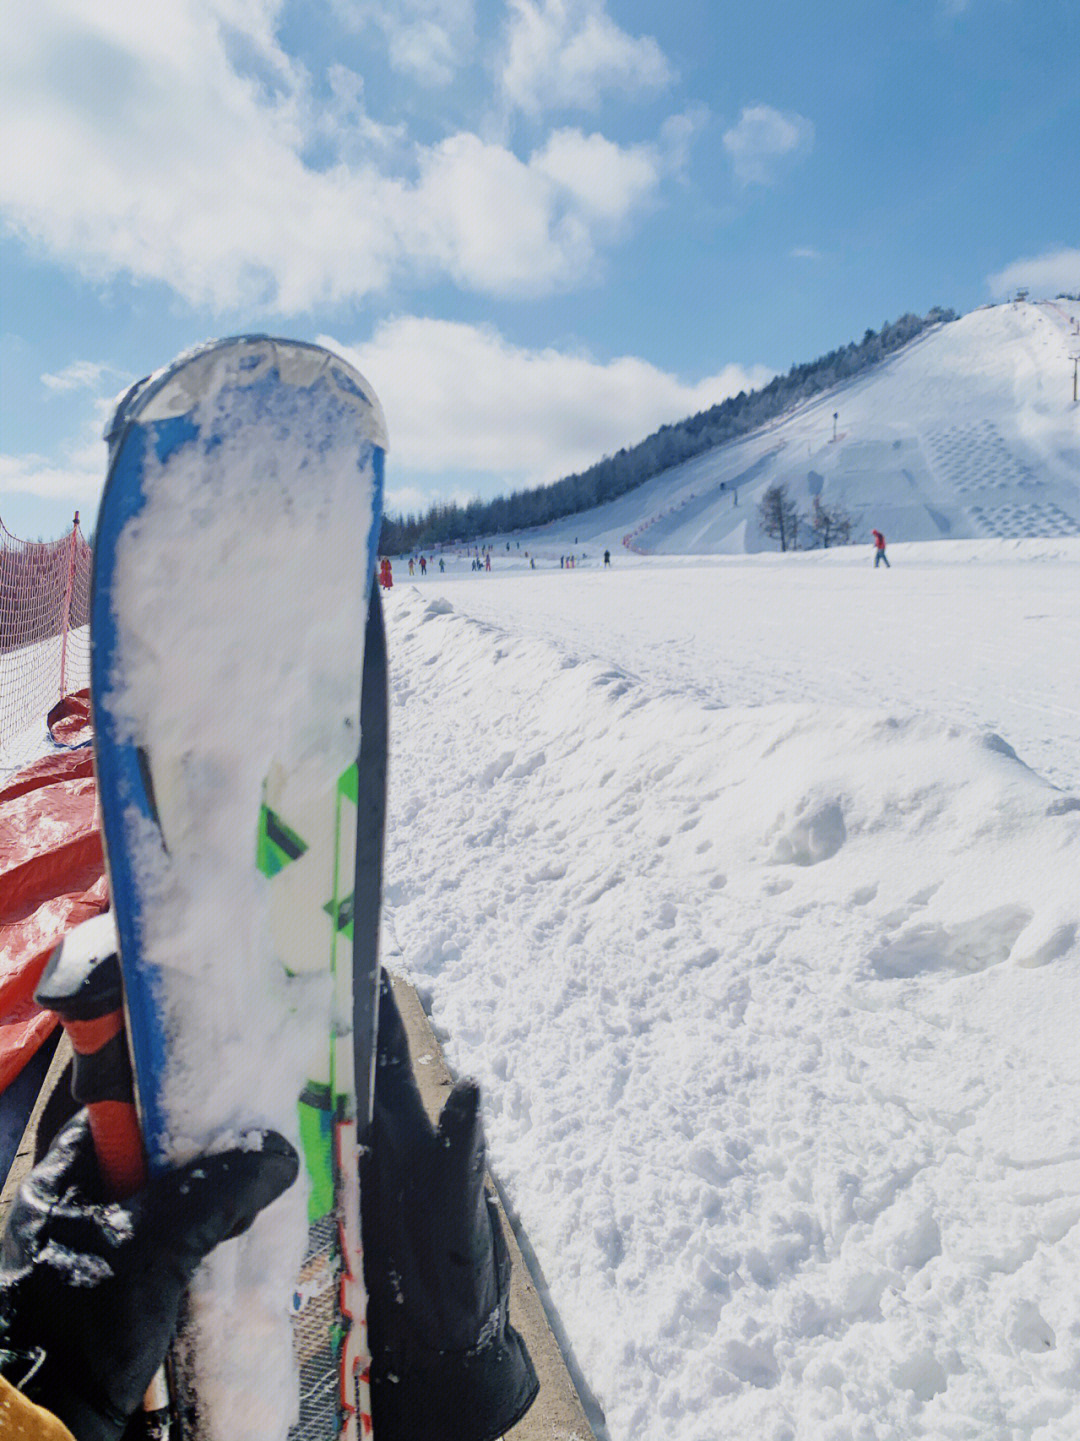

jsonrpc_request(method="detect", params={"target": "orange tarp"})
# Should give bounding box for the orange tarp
[0,692,107,1091]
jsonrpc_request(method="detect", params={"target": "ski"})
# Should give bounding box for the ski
[90,336,387,1440]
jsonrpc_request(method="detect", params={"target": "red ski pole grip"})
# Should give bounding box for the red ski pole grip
[61,1014,145,1198]
[86,1101,148,1197]
[35,922,149,1199]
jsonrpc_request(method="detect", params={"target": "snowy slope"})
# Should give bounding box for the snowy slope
[382,544,1080,1441]
[442,300,1080,556]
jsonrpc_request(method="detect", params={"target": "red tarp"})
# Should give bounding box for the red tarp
[0,691,107,1091]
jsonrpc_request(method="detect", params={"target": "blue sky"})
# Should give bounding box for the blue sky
[2,0,1078,539]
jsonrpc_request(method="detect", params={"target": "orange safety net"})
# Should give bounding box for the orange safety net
[0,691,107,1092]
[0,514,92,756]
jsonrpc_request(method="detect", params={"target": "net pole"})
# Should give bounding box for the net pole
[58,512,79,699]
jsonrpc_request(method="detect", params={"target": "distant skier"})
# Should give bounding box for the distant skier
[419,555,427,576]
[438,556,445,573]
[603,550,610,567]
[408,557,415,576]
[485,553,491,572]
[872,529,890,568]
[379,557,393,590]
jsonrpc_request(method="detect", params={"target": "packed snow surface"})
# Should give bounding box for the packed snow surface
[381,540,1080,1441]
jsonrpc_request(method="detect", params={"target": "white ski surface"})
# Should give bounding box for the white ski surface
[381,541,1080,1441]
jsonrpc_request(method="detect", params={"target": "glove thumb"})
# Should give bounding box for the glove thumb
[140,1130,299,1277]
[434,1079,490,1258]
[436,1079,483,1173]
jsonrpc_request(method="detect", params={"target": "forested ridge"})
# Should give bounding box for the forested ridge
[380,306,956,554]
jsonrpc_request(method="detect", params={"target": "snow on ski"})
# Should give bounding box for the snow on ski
[90,336,386,1440]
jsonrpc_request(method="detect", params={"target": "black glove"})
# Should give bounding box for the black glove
[0,1113,298,1441]
[362,973,538,1441]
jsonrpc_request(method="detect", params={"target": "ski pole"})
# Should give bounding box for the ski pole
[36,912,173,1439]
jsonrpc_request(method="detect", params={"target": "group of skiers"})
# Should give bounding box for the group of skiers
[379,533,883,591]
[384,546,616,578]
[403,554,447,577]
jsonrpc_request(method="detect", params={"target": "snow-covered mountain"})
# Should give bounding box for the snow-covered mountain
[497,299,1080,555]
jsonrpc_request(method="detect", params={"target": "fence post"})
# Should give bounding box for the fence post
[58,511,80,700]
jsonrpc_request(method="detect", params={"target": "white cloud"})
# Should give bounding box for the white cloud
[723,105,814,185]
[790,246,822,261]
[661,109,708,179]
[319,66,410,165]
[333,0,476,86]
[987,248,1080,300]
[0,0,667,309]
[3,368,119,510]
[0,452,104,503]
[323,316,774,487]
[500,0,674,117]
[533,130,661,225]
[41,360,126,393]
[411,131,663,295]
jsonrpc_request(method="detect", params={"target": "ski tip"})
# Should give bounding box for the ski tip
[105,337,388,451]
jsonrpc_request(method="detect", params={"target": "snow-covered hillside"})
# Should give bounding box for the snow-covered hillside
[450,300,1080,556]
[383,542,1080,1441]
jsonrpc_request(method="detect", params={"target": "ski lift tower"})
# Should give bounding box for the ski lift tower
[1070,348,1080,404]
[1015,287,1029,305]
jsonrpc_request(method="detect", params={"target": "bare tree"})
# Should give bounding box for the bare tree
[758,483,800,551]
[808,495,854,548]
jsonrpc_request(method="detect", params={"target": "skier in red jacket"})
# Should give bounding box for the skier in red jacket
[872,529,890,568]
[379,557,393,589]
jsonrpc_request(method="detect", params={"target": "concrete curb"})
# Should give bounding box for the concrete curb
[386,971,600,1441]
[0,1034,72,1232]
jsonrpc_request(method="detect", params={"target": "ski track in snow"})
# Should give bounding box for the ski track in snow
[381,547,1080,1441]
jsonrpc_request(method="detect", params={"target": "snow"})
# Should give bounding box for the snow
[380,540,1080,1441]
